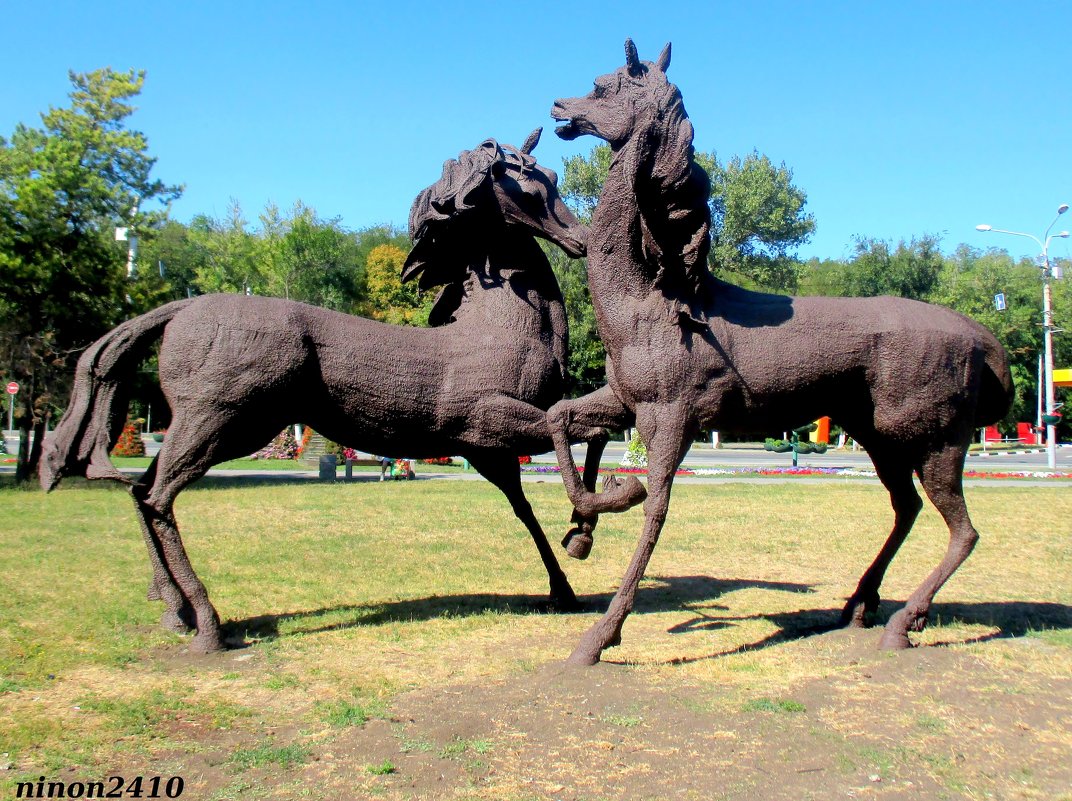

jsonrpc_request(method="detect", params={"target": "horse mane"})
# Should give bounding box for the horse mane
[631,75,712,305]
[402,139,540,326]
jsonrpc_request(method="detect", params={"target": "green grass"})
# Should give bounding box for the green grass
[320,698,386,727]
[438,737,493,759]
[741,697,807,714]
[229,742,309,770]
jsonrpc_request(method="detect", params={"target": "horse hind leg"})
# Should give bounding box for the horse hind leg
[467,451,580,611]
[132,483,197,632]
[124,454,191,631]
[879,441,977,650]
[841,451,922,628]
[132,413,255,652]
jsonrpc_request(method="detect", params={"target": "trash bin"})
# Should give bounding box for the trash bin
[319,454,337,480]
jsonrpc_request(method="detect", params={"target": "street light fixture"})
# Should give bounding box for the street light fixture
[976,203,1068,470]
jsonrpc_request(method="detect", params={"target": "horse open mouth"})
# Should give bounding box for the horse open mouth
[554,120,582,140]
[551,102,583,140]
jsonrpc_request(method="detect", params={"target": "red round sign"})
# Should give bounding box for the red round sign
[6,382,18,395]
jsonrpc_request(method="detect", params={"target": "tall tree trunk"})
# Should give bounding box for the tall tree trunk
[25,416,47,482]
[14,424,31,483]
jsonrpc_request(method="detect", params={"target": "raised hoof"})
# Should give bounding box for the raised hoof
[562,528,594,560]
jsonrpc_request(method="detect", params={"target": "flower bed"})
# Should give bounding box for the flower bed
[520,465,695,476]
[519,465,1072,480]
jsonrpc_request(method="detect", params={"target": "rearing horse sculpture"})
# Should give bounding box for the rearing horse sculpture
[546,41,1014,665]
[41,131,609,653]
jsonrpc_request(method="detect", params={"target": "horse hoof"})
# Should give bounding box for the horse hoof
[565,647,601,666]
[562,528,593,560]
[547,593,583,613]
[160,612,192,634]
[189,632,225,654]
[840,600,872,629]
[878,631,913,650]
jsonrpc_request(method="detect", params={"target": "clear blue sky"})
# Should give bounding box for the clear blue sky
[3,1,1071,262]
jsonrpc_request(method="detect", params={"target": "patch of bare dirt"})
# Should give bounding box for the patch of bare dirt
[115,630,1072,800]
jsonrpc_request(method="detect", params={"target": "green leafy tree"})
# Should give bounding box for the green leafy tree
[929,244,1071,429]
[0,68,180,480]
[188,201,260,295]
[562,145,815,291]
[134,218,201,302]
[363,243,428,324]
[798,234,944,300]
[697,150,815,291]
[560,146,613,224]
[266,203,364,310]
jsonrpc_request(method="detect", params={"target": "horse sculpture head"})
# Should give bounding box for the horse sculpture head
[551,40,712,303]
[403,130,586,296]
[552,39,675,149]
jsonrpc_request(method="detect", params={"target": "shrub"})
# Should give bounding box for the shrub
[111,420,145,457]
[252,429,299,460]
[295,426,314,456]
[620,436,648,468]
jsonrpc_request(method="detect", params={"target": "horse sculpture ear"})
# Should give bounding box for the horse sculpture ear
[521,127,542,155]
[655,42,671,73]
[625,38,643,77]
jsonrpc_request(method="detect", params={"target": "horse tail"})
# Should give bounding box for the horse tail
[974,334,1015,427]
[39,298,196,491]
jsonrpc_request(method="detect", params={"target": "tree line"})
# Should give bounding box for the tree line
[3,69,1069,480]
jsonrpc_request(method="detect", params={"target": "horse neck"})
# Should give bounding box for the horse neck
[588,147,652,307]
[589,114,712,321]
[452,232,568,363]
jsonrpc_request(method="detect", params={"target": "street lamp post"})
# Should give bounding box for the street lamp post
[976,203,1069,471]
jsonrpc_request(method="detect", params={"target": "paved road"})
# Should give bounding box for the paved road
[530,440,1072,474]
[6,434,1070,483]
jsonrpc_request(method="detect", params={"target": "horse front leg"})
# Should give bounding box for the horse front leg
[561,432,608,560]
[547,386,645,520]
[567,403,693,665]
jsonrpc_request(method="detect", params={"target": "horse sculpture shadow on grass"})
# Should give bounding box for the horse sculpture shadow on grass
[222,574,814,644]
[41,130,614,654]
[661,600,1072,666]
[545,40,1016,665]
[221,581,1070,666]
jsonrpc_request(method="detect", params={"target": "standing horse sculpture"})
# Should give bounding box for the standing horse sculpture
[546,40,1014,665]
[41,131,609,653]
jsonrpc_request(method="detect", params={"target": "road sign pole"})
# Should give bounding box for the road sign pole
[5,381,17,432]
